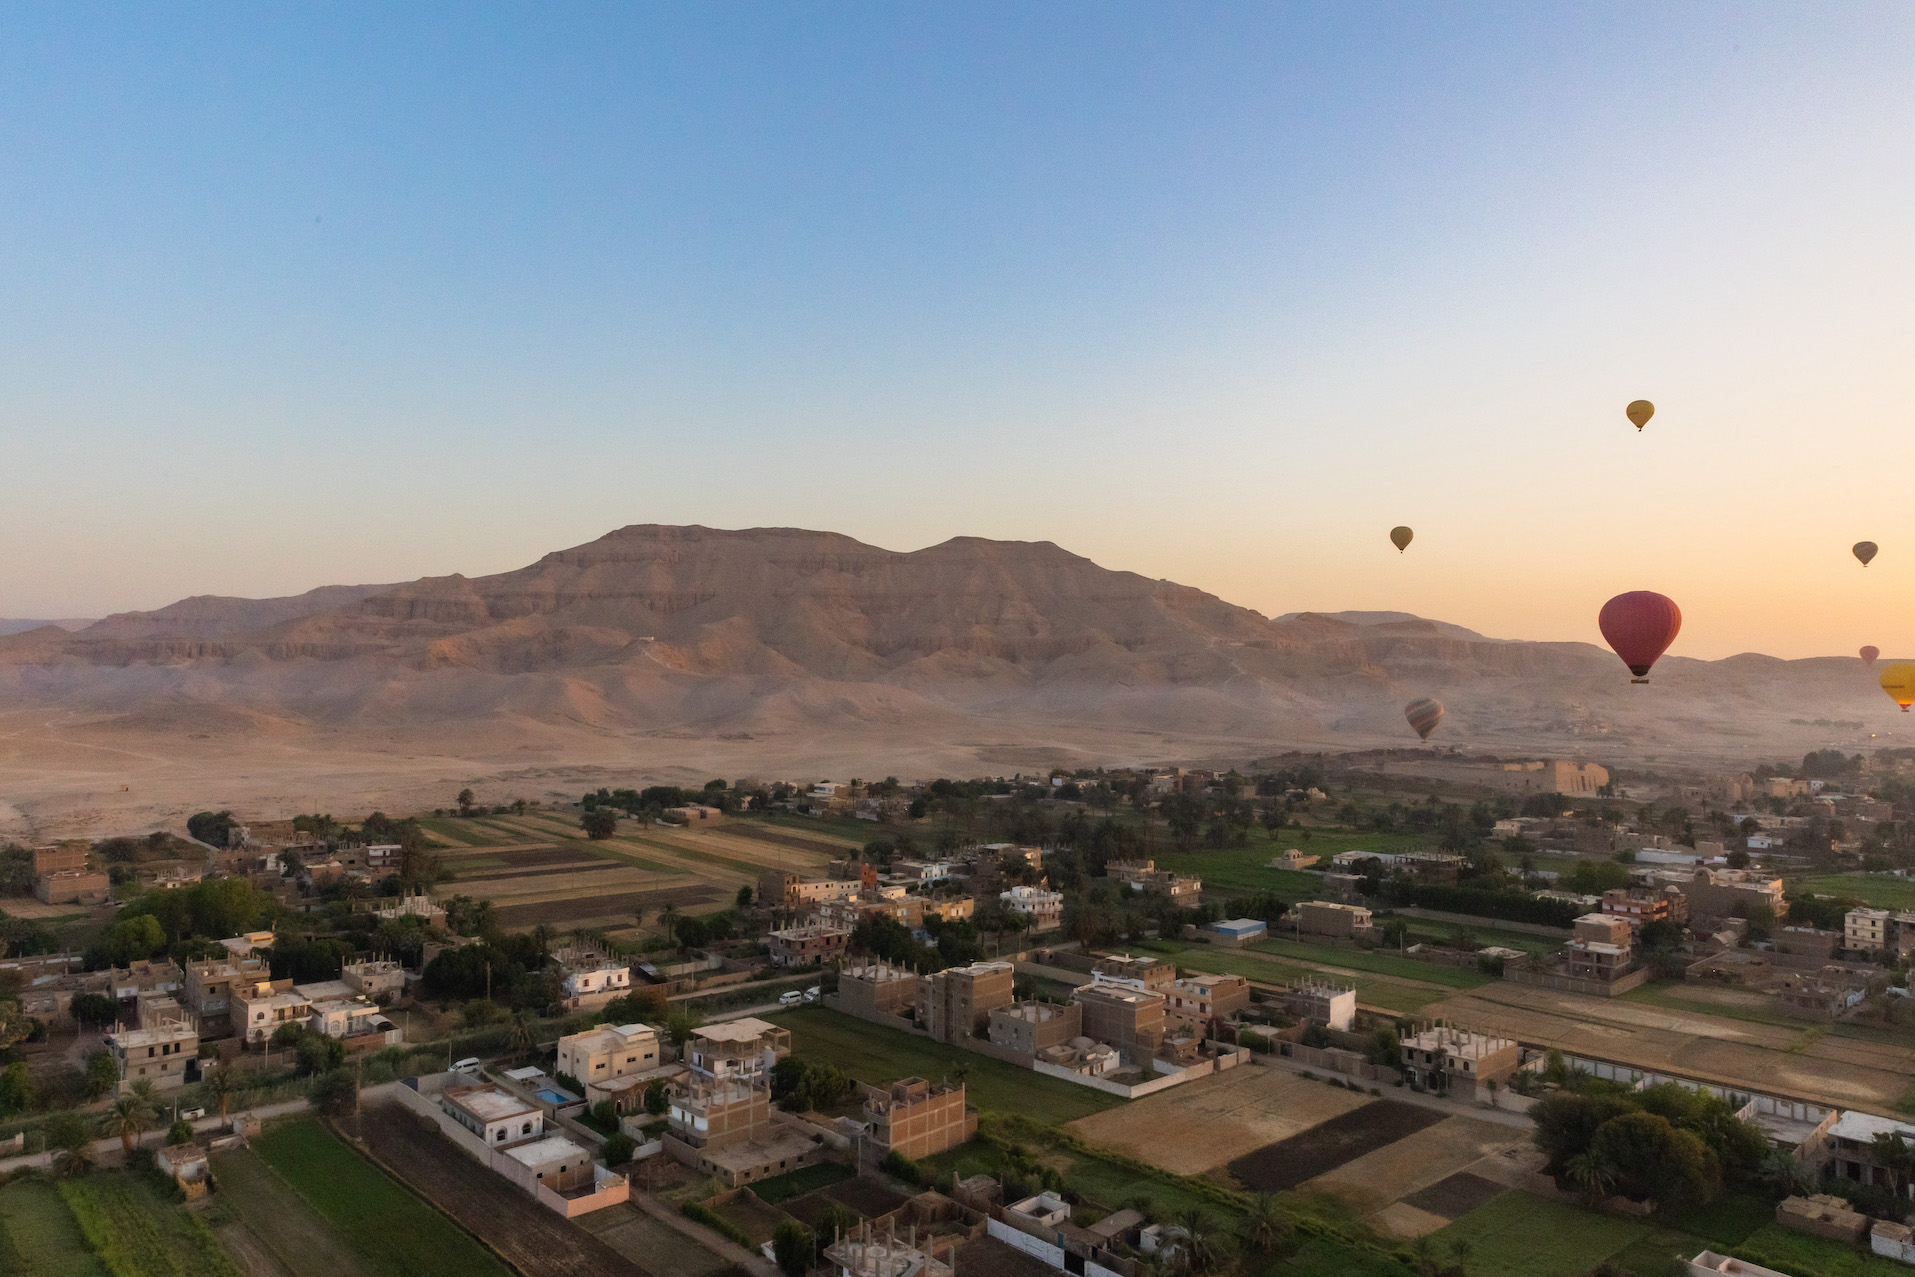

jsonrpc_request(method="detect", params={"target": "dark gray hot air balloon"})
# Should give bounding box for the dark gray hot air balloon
[1405,697,1444,740]
[1390,526,1413,553]
[1855,541,1879,567]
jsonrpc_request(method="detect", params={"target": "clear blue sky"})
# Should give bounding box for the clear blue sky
[4,4,1913,657]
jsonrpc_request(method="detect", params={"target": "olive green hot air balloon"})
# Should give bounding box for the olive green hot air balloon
[1854,541,1879,567]
[1626,400,1654,430]
[1389,526,1413,553]
[1405,697,1444,740]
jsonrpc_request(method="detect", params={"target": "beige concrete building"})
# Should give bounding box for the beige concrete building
[1400,1027,1518,1099]
[767,922,851,968]
[682,1018,789,1085]
[1648,867,1788,924]
[443,1084,544,1146]
[922,895,976,922]
[919,961,1015,1045]
[556,1022,662,1086]
[104,998,197,1094]
[181,955,268,1026]
[342,959,406,1000]
[233,979,313,1044]
[1297,900,1373,939]
[999,885,1063,931]
[861,1078,974,1161]
[1602,886,1688,930]
[1090,953,1175,991]
[1282,980,1356,1032]
[1164,972,1249,1027]
[500,1134,594,1194]
[1844,908,1915,959]
[558,961,630,1013]
[1073,979,1165,1063]
[1106,860,1204,906]
[834,961,917,1019]
[757,869,861,911]
[36,869,109,905]
[988,1000,1083,1056]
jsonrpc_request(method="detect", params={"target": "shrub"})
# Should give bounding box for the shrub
[167,1119,195,1145]
[683,1201,751,1248]
[601,1133,636,1167]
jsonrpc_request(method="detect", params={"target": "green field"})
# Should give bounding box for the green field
[253,1120,512,1277]
[0,1178,112,1277]
[1133,942,1455,1015]
[1735,1222,1915,1276]
[58,1173,242,1277]
[1620,982,1908,1045]
[1152,829,1436,895]
[1431,1189,1796,1277]
[745,1160,857,1205]
[1793,873,1915,911]
[767,1007,1123,1125]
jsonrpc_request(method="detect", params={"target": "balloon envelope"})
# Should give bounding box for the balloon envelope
[1854,541,1879,567]
[1862,646,1880,666]
[1390,526,1413,553]
[1599,591,1682,682]
[1626,400,1654,430]
[1405,697,1444,740]
[1883,664,1915,713]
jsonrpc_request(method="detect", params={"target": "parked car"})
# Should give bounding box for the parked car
[777,990,804,1007]
[804,986,821,1002]
[177,1107,206,1121]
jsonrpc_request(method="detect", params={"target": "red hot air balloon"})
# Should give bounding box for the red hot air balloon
[1599,591,1682,684]
[1405,697,1444,740]
[1862,646,1881,667]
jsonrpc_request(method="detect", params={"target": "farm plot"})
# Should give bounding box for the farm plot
[1300,1114,1529,1221]
[0,1178,110,1277]
[253,1118,513,1277]
[1227,1100,1445,1192]
[1064,1064,1366,1176]
[211,1146,377,1277]
[58,1172,244,1277]
[495,885,719,930]
[355,1103,652,1277]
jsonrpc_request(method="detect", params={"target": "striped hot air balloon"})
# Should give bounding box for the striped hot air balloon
[1405,697,1445,741]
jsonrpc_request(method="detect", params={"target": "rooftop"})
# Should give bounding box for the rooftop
[444,1085,539,1123]
[692,1017,781,1044]
[502,1134,590,1167]
[1829,1111,1915,1143]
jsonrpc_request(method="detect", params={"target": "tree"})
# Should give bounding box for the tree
[1588,1110,1718,1207]
[644,1078,670,1116]
[664,1008,702,1049]
[0,1061,35,1115]
[1238,1192,1292,1257]
[296,1031,346,1076]
[1566,1151,1619,1204]
[104,1090,155,1156]
[167,1118,195,1145]
[207,1063,239,1118]
[735,884,754,910]
[457,788,476,815]
[83,1050,120,1101]
[311,1068,359,1117]
[45,1111,96,1176]
[1174,1205,1226,1275]
[70,992,120,1028]
[507,1008,537,1061]
[602,1132,637,1167]
[581,809,619,840]
[771,1219,813,1277]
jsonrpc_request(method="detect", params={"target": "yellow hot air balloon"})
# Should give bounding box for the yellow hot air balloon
[1626,400,1654,430]
[1882,663,1915,713]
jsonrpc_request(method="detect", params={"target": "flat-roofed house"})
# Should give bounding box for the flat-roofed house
[233,979,313,1044]
[341,959,406,1000]
[1400,1027,1518,1101]
[766,923,850,968]
[557,1022,661,1087]
[1073,977,1165,1063]
[1165,972,1249,1027]
[1297,901,1373,939]
[559,961,630,1013]
[918,961,1015,1045]
[104,999,197,1094]
[499,1134,595,1193]
[861,1078,975,1161]
[442,1084,544,1147]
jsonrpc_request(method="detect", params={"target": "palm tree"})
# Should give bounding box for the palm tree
[658,902,679,945]
[507,1009,537,1062]
[104,1090,156,1157]
[1449,1237,1474,1273]
[1567,1151,1619,1205]
[469,899,497,937]
[1174,1205,1222,1275]
[342,876,368,913]
[1238,1193,1291,1256]
[207,1063,239,1118]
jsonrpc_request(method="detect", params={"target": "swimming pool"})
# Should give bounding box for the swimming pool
[534,1088,571,1105]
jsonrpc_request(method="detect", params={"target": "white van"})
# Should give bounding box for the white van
[452,1056,482,1071]
[777,991,805,1008]
[804,986,821,1003]
[177,1107,206,1121]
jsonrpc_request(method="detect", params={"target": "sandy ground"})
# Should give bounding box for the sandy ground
[1063,1065,1369,1176]
[1421,982,1915,1111]
[0,707,1282,840]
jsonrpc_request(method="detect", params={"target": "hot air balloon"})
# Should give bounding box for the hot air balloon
[1599,591,1682,683]
[1390,526,1414,553]
[1854,542,1879,567]
[1626,400,1654,431]
[1881,664,1915,713]
[1405,697,1444,740]
[1862,646,1880,667]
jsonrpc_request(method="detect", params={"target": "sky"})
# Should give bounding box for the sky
[2,3,1912,659]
